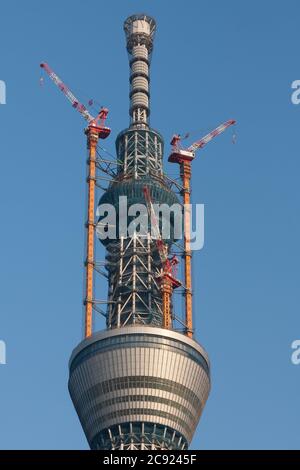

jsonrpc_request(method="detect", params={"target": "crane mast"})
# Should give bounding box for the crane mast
[41,62,111,338]
[169,119,236,337]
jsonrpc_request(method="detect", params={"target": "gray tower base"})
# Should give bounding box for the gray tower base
[69,326,210,450]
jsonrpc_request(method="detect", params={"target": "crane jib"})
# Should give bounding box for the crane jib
[40,62,96,124]
[187,119,236,153]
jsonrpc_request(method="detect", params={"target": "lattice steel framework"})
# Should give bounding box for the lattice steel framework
[105,234,162,328]
[116,128,164,179]
[99,171,179,329]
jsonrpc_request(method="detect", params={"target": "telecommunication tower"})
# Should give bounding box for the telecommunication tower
[66,14,235,450]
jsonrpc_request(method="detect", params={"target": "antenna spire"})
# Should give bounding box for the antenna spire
[124,14,156,129]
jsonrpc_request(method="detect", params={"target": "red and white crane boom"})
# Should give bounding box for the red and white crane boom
[187,119,236,153]
[40,62,110,132]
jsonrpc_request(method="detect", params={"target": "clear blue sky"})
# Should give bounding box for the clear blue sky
[0,0,300,450]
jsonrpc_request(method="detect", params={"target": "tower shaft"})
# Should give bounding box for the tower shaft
[69,14,210,451]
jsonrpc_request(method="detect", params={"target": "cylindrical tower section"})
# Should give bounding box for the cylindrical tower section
[124,14,156,129]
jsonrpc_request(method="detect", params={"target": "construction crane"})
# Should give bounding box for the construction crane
[168,119,236,338]
[40,62,110,135]
[40,62,111,339]
[143,186,181,329]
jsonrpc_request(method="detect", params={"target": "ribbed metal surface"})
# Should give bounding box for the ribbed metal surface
[69,327,210,449]
[131,61,148,76]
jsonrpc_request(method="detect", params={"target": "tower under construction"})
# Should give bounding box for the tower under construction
[68,14,211,450]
